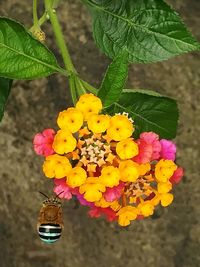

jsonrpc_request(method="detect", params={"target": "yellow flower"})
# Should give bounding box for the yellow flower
[105,153,116,164]
[155,159,177,182]
[57,107,83,133]
[160,193,174,207]
[79,177,106,202]
[43,154,72,178]
[157,181,172,194]
[129,196,137,204]
[138,201,154,217]
[52,130,77,154]
[99,166,120,187]
[150,193,160,206]
[116,138,139,159]
[78,127,91,138]
[75,93,102,120]
[67,167,87,188]
[110,201,121,211]
[138,163,151,176]
[119,160,140,182]
[87,114,110,133]
[87,164,97,173]
[107,115,134,141]
[117,206,138,226]
[95,197,113,208]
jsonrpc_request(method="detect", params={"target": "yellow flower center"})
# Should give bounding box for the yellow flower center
[78,133,113,169]
[124,175,154,200]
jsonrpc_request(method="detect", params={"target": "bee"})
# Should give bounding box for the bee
[37,191,64,244]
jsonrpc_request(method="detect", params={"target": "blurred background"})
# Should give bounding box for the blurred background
[0,0,199,266]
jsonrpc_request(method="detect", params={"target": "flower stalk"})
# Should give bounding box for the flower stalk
[44,0,76,76]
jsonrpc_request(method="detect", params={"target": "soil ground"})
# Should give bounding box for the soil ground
[0,1,200,267]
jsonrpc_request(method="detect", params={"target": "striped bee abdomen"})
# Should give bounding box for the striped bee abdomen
[38,224,62,244]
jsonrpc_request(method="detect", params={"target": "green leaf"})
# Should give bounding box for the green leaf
[83,0,200,63]
[123,89,162,97]
[80,79,98,95]
[98,50,128,107]
[105,91,179,139]
[0,17,62,80]
[0,77,12,121]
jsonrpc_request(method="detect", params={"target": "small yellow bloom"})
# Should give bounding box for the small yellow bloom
[116,138,139,159]
[67,167,87,188]
[57,107,83,133]
[155,159,177,182]
[129,196,137,204]
[138,163,151,176]
[76,93,102,120]
[119,160,140,182]
[43,154,72,179]
[105,153,116,164]
[78,127,90,138]
[160,193,174,207]
[97,158,106,167]
[95,197,113,208]
[52,130,77,155]
[102,134,113,144]
[117,206,138,226]
[157,181,172,194]
[71,150,80,160]
[110,201,121,211]
[138,201,154,217]
[87,114,110,133]
[99,166,120,187]
[79,177,106,202]
[87,164,97,173]
[80,156,90,166]
[77,139,85,149]
[104,145,112,154]
[107,115,134,141]
[150,193,160,206]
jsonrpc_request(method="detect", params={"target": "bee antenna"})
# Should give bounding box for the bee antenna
[39,191,49,199]
[55,191,64,199]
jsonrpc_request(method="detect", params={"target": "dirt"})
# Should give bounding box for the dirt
[0,0,199,267]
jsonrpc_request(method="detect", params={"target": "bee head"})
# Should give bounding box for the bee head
[39,191,63,206]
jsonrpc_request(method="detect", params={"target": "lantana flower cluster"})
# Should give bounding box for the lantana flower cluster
[33,93,183,226]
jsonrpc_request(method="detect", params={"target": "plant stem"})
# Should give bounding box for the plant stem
[44,0,97,101]
[69,76,78,105]
[76,78,87,96]
[33,0,39,28]
[30,11,48,32]
[81,79,98,95]
[44,0,76,76]
[38,12,48,27]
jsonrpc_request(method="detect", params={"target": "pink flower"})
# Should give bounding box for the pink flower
[134,132,161,163]
[88,207,101,218]
[53,178,73,200]
[160,139,176,161]
[170,167,184,184]
[75,192,94,207]
[103,182,125,202]
[33,129,55,156]
[103,208,118,222]
[88,207,117,222]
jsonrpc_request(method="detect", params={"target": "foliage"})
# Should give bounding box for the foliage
[83,0,200,63]
[105,90,178,139]
[0,0,199,139]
